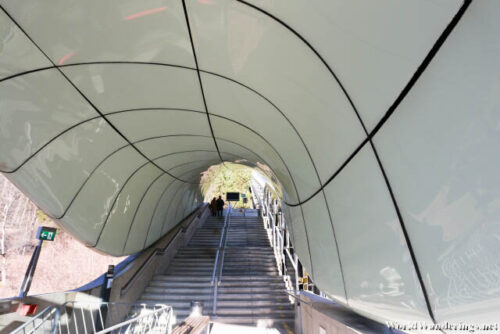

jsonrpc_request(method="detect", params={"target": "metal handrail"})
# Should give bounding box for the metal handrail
[217,251,226,286]
[95,305,173,334]
[211,206,231,315]
[121,205,207,296]
[211,207,229,286]
[121,228,182,296]
[12,302,173,334]
[217,208,231,286]
[285,247,297,271]
[210,249,220,286]
[11,305,60,334]
[282,291,313,306]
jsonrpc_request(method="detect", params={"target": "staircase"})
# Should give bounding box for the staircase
[137,209,295,333]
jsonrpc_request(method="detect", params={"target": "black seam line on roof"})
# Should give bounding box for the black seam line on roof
[0,106,284,179]
[1,61,333,199]
[0,115,100,174]
[283,0,473,207]
[176,185,199,229]
[241,0,471,318]
[92,159,218,248]
[164,158,225,174]
[1,62,322,194]
[216,111,315,274]
[2,62,330,206]
[0,7,192,185]
[57,146,239,221]
[55,142,211,220]
[367,0,473,324]
[91,159,149,247]
[157,185,198,248]
[171,183,193,231]
[0,23,301,270]
[151,174,196,249]
[236,0,473,309]
[121,172,166,254]
[160,181,190,238]
[0,65,54,83]
[122,158,219,254]
[0,10,310,274]
[116,109,298,189]
[2,103,306,208]
[199,69,330,199]
[201,0,349,286]
[181,0,223,163]
[153,180,185,243]
[231,0,362,293]
[283,0,473,322]
[143,176,180,249]
[142,180,195,249]
[236,0,368,136]
[0,61,195,84]
[142,138,285,242]
[53,133,264,243]
[0,107,207,174]
[158,176,193,240]
[320,189,348,301]
[111,107,301,182]
[141,157,224,249]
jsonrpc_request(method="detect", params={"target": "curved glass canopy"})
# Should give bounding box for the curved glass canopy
[1,0,499,326]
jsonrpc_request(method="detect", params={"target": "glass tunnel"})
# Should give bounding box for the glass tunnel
[0,0,499,329]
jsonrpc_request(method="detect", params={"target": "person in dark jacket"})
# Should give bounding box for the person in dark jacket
[216,196,224,216]
[210,197,217,216]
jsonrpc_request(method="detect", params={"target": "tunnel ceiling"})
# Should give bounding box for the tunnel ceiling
[1,0,499,327]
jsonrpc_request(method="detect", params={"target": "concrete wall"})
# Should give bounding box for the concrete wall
[297,291,393,334]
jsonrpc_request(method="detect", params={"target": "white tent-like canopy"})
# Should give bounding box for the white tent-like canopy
[1,0,499,326]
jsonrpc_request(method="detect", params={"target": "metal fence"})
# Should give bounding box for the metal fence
[11,302,173,334]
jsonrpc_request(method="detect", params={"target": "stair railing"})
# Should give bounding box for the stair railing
[94,304,173,334]
[11,302,173,334]
[11,305,60,334]
[121,203,208,297]
[210,249,220,286]
[211,205,231,315]
[256,183,300,297]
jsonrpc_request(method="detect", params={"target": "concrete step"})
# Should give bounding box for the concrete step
[215,307,294,316]
[217,276,284,282]
[141,293,213,301]
[222,271,280,276]
[217,293,290,301]
[153,275,211,282]
[223,257,275,261]
[168,263,215,268]
[138,214,295,331]
[149,281,214,288]
[145,287,213,294]
[169,257,217,262]
[218,281,286,288]
[217,286,288,293]
[210,315,295,325]
[137,300,214,309]
[165,270,214,276]
[216,300,293,307]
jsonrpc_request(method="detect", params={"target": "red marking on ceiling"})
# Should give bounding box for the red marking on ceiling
[124,7,167,21]
[57,53,74,65]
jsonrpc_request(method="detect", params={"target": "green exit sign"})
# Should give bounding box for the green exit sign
[36,226,57,241]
